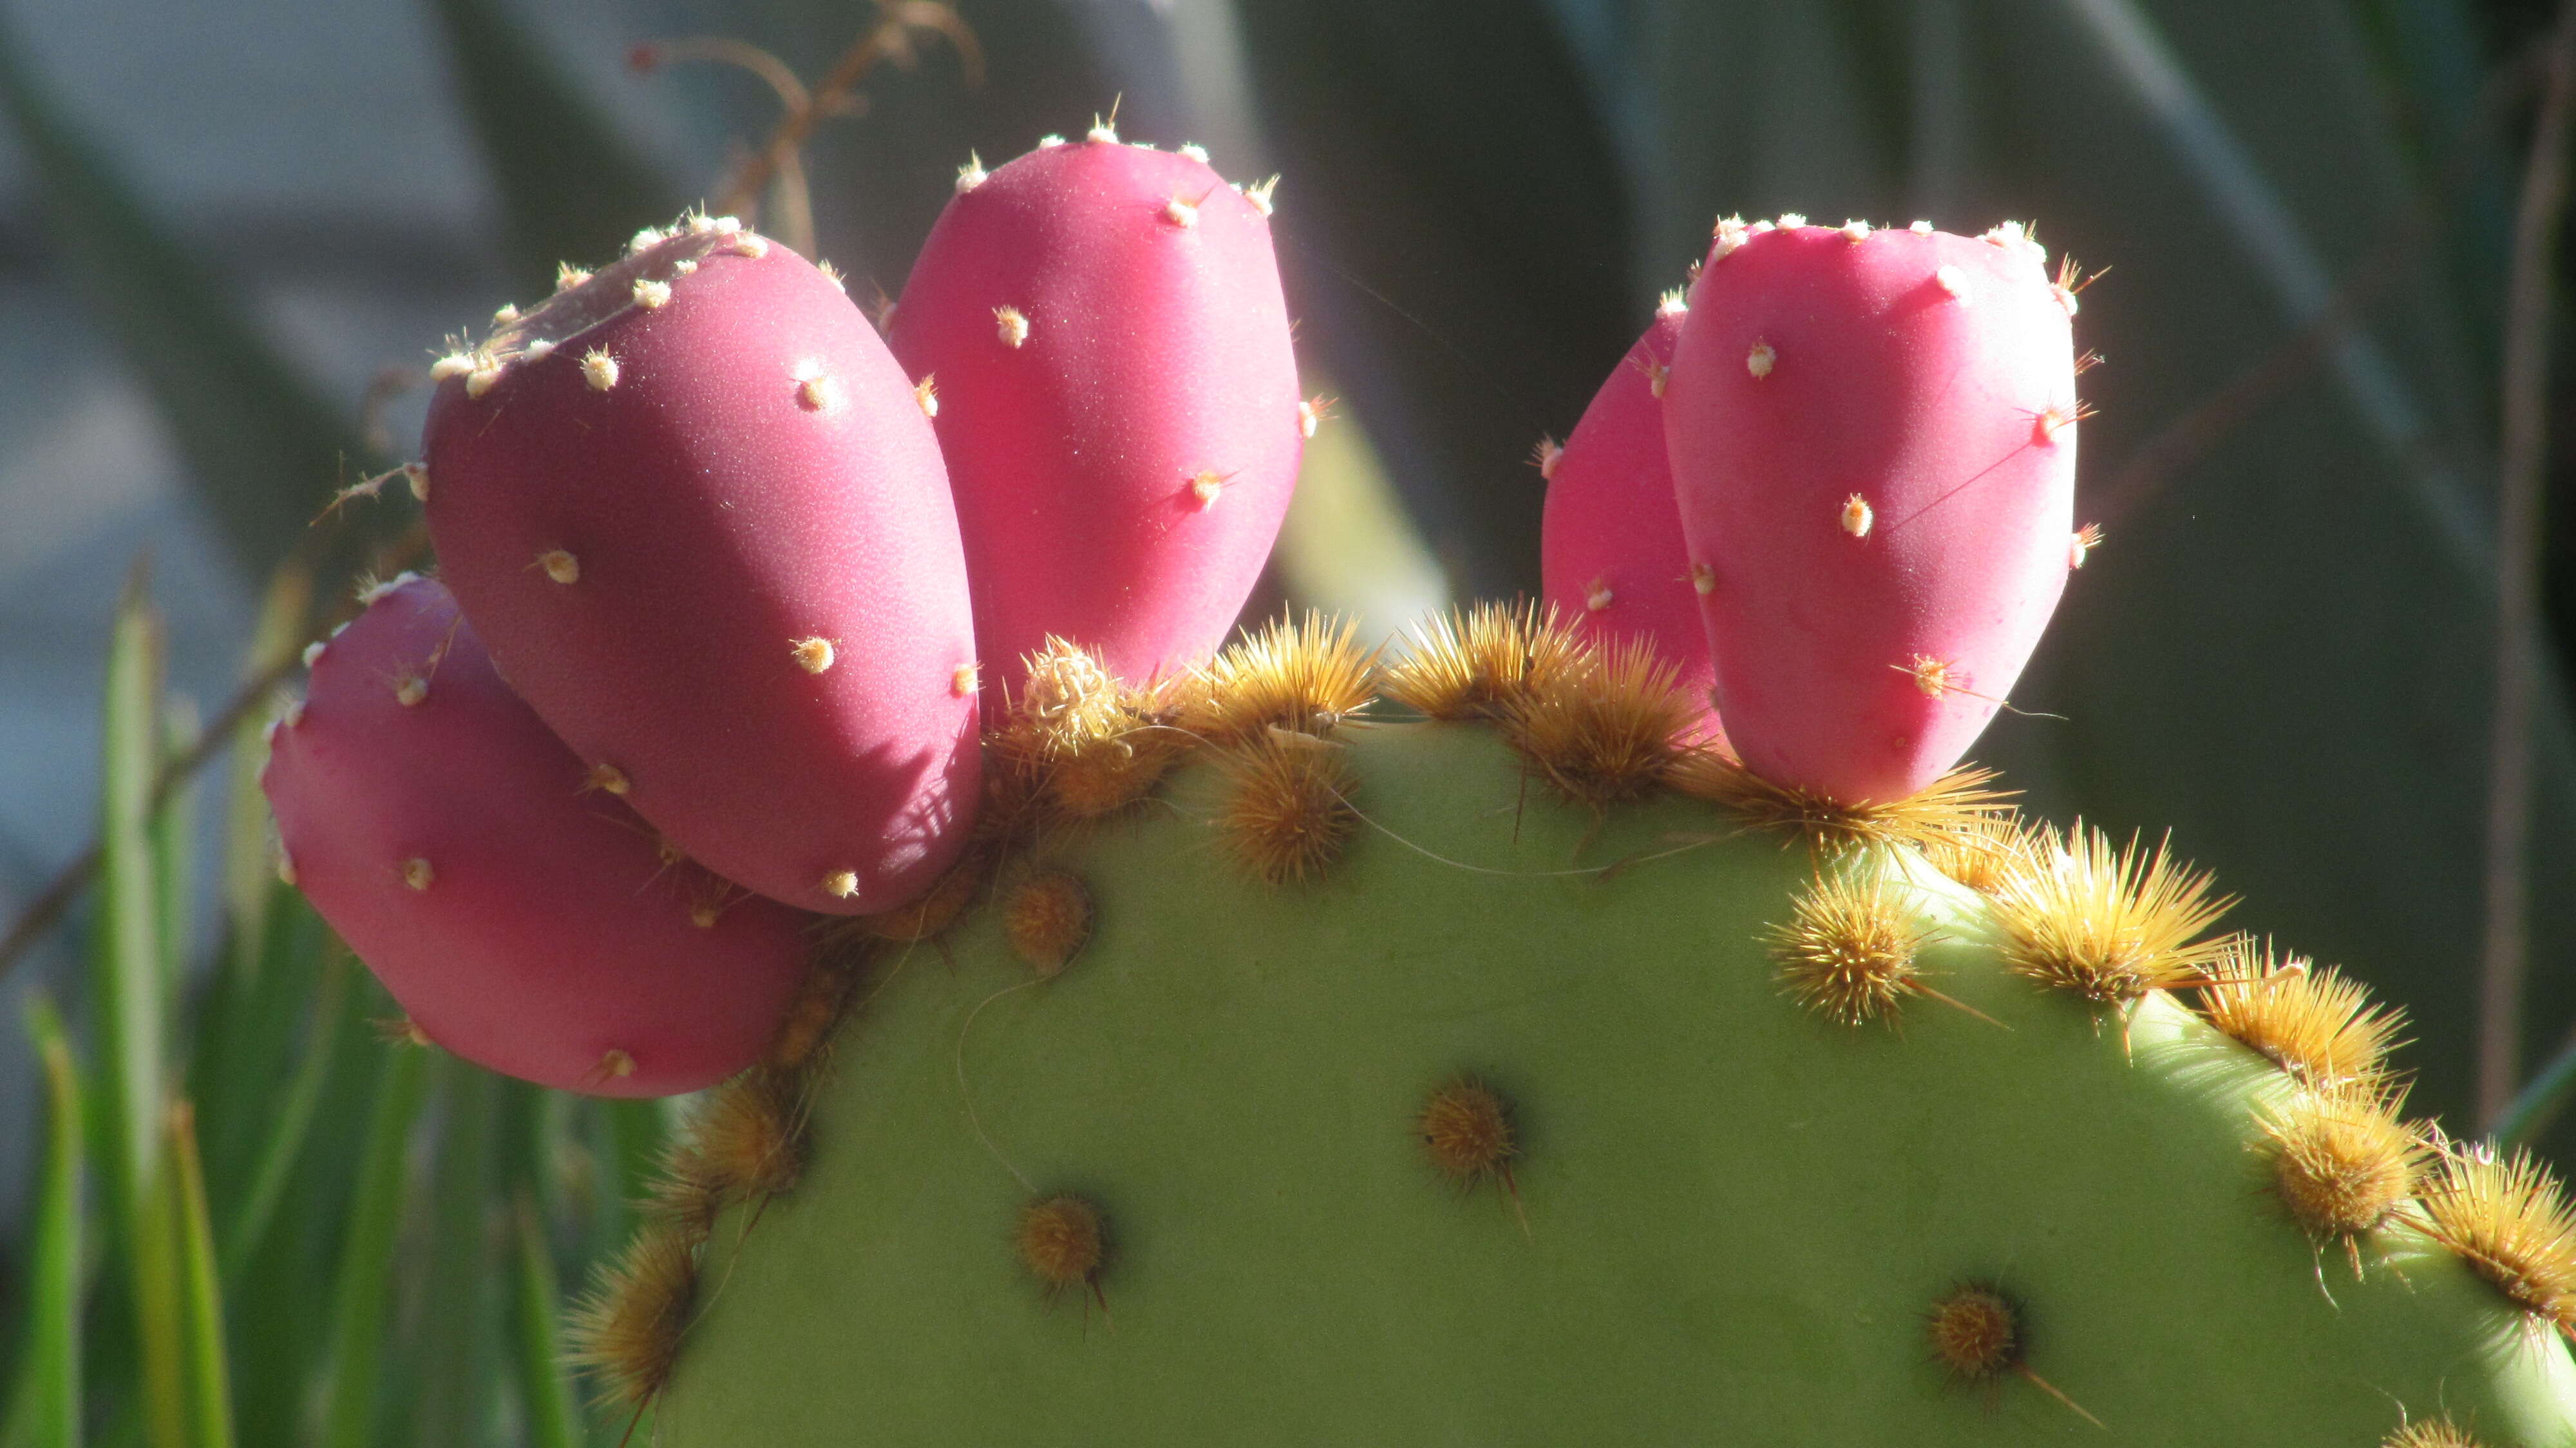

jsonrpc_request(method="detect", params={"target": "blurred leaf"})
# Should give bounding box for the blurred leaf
[19,996,86,1448]
[215,951,348,1287]
[2349,0,2517,357]
[589,1096,671,1281]
[1275,370,1450,640]
[424,0,681,298]
[89,566,166,1226]
[2058,0,2487,556]
[85,566,193,1448]
[163,1105,233,1448]
[227,971,381,1448]
[413,1060,500,1448]
[0,17,374,582]
[189,888,327,1214]
[131,1175,186,1448]
[1232,0,1636,598]
[509,1192,582,1448]
[319,1042,432,1448]
[220,564,312,940]
[153,698,199,995]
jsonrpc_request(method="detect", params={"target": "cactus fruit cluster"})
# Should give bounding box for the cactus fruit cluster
[257,130,2576,1443]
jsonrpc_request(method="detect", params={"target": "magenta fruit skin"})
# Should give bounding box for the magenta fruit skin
[260,577,811,1097]
[1540,303,1725,747]
[1663,222,2077,803]
[889,137,1303,699]
[424,228,980,915]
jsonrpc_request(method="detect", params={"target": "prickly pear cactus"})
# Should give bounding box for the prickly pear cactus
[256,135,2576,1444]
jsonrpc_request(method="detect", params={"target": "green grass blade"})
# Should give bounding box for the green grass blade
[221,565,312,941]
[21,995,86,1447]
[91,563,165,1238]
[133,1169,187,1448]
[192,890,327,1211]
[153,696,200,995]
[216,950,348,1286]
[422,0,679,298]
[164,1105,233,1448]
[589,1097,675,1279]
[413,1059,499,1448]
[225,972,379,1448]
[90,565,189,1448]
[191,575,309,1204]
[0,16,374,580]
[319,1043,432,1448]
[509,1191,582,1448]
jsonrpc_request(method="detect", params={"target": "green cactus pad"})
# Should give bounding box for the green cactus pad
[648,721,2576,1445]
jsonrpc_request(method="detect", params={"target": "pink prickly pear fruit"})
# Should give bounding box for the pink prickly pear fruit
[1540,292,1725,748]
[889,130,1303,698]
[1663,217,2079,803]
[261,576,811,1096]
[423,218,981,915]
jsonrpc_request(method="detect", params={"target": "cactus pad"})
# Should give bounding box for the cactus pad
[588,641,2576,1444]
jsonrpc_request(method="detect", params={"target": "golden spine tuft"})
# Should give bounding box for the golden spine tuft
[688,1066,808,1203]
[1419,1078,1517,1188]
[1213,730,1359,885]
[1002,870,1093,976]
[565,1215,698,1408]
[1914,810,2039,895]
[2260,1087,2426,1257]
[990,639,1188,821]
[1768,873,1939,1027]
[645,1135,724,1245]
[2417,1142,2576,1338]
[1171,611,1377,746]
[1664,750,2017,852]
[2382,1417,2488,1448]
[765,957,858,1071]
[1987,823,2235,1007]
[1017,1194,1108,1299]
[2198,940,2406,1093]
[1502,637,1696,806]
[1379,600,1587,721]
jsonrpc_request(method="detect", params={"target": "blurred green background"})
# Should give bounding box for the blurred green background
[1,0,2573,1440]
